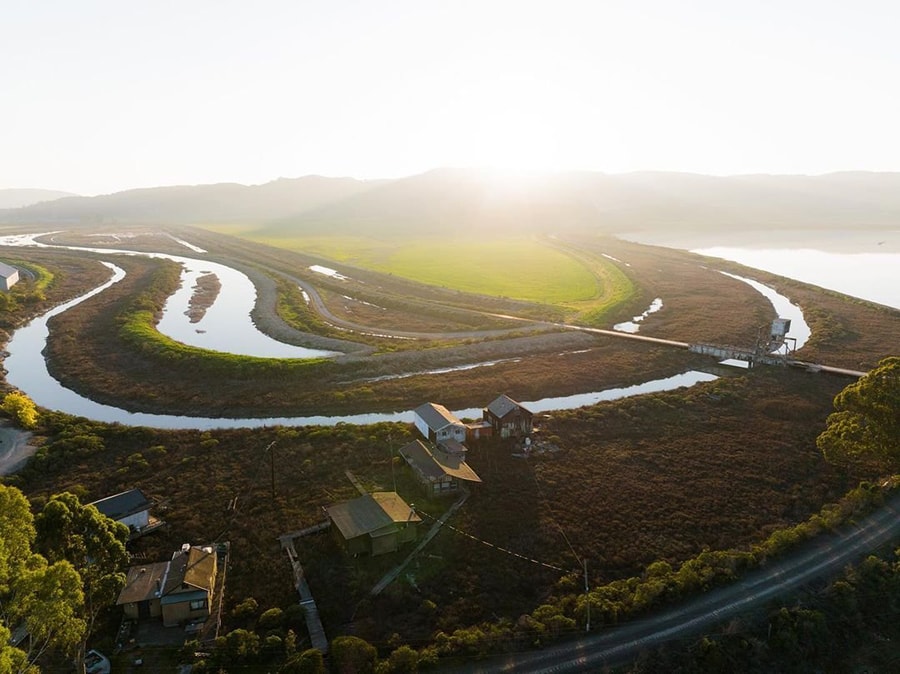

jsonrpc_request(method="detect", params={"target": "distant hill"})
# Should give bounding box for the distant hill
[3,170,900,237]
[0,176,381,226]
[0,188,77,209]
[260,169,900,238]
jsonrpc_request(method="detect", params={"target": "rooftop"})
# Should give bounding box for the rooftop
[89,488,152,521]
[166,546,217,594]
[116,561,170,605]
[414,402,463,431]
[486,394,532,418]
[399,439,482,484]
[326,492,420,540]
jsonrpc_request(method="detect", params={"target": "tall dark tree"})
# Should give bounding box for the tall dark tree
[34,492,129,669]
[0,484,86,672]
[817,356,900,468]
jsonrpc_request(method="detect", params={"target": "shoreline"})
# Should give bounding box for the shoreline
[617,228,900,254]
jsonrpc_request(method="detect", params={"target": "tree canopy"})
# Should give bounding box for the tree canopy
[0,484,86,672]
[817,356,900,468]
[35,492,130,664]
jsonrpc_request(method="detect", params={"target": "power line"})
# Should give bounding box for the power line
[413,507,574,574]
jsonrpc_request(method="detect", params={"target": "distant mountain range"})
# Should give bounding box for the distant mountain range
[0,188,77,209]
[3,169,900,237]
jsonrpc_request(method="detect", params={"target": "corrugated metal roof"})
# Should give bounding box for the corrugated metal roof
[371,492,420,523]
[182,547,216,592]
[116,561,169,604]
[326,492,419,540]
[89,488,152,522]
[486,394,531,419]
[414,402,462,431]
[399,439,482,484]
[117,545,216,606]
[0,261,17,278]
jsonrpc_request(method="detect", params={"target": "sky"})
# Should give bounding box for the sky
[2,0,899,195]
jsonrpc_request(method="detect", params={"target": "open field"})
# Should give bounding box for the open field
[200,228,608,305]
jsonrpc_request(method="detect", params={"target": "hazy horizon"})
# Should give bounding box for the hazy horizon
[3,1,899,196]
[7,165,900,202]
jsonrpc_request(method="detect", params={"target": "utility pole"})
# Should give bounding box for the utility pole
[266,441,277,502]
[584,558,590,632]
[389,433,397,493]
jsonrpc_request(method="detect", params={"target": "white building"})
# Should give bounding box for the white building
[89,488,152,532]
[413,402,467,444]
[0,261,19,292]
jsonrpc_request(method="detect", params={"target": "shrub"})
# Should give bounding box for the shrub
[2,392,38,429]
[258,607,285,631]
[232,597,259,621]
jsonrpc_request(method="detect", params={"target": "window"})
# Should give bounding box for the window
[189,598,207,611]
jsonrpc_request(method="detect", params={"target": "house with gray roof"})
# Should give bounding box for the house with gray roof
[484,394,533,439]
[89,488,153,534]
[399,439,482,498]
[414,403,467,445]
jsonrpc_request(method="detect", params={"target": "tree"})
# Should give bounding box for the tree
[0,484,87,672]
[9,558,86,666]
[330,636,377,674]
[817,357,900,468]
[1,392,38,429]
[281,648,325,674]
[34,492,129,670]
[0,625,31,674]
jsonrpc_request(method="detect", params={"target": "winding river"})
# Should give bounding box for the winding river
[1,233,810,430]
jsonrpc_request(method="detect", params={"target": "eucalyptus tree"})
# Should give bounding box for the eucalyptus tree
[35,492,130,669]
[0,484,85,673]
[817,356,900,468]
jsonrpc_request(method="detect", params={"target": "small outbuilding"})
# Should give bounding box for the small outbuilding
[484,394,534,439]
[116,544,218,627]
[399,439,482,498]
[89,488,153,533]
[414,403,467,444]
[0,261,19,292]
[325,492,421,557]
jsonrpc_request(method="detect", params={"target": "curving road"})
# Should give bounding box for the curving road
[443,492,900,673]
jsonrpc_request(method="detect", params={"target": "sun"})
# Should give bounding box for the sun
[432,74,582,175]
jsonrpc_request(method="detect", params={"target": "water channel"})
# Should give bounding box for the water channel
[1,233,817,430]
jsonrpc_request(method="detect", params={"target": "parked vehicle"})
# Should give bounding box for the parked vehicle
[85,650,111,674]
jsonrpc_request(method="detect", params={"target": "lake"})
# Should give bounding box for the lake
[619,229,900,310]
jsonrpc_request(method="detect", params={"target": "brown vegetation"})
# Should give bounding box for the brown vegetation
[7,366,880,655]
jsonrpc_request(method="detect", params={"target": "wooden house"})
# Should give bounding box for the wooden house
[484,394,534,439]
[399,439,482,498]
[414,403,466,444]
[116,544,217,627]
[325,492,420,557]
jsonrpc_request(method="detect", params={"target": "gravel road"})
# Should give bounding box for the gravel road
[0,422,35,475]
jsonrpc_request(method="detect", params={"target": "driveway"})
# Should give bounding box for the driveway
[0,422,35,475]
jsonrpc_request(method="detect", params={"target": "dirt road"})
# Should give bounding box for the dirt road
[0,422,35,475]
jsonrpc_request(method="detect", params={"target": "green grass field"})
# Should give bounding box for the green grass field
[201,227,605,305]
